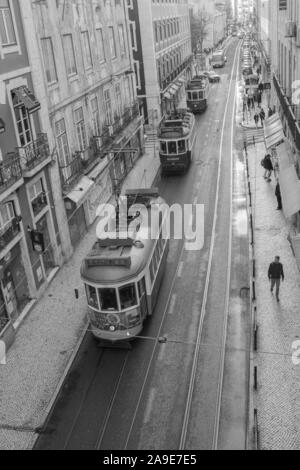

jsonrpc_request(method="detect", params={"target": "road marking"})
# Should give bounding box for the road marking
[143,388,156,424]
[168,294,177,315]
[177,261,184,278]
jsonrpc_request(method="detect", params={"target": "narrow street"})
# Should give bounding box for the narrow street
[34,38,251,451]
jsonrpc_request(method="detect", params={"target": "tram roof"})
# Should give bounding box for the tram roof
[158,109,194,139]
[81,191,168,285]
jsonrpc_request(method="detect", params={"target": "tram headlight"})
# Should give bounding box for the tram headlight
[109,326,116,332]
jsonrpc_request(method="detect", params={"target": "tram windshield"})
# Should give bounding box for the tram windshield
[119,283,138,310]
[168,142,177,154]
[87,285,99,310]
[98,287,118,311]
[160,140,187,155]
[178,140,186,153]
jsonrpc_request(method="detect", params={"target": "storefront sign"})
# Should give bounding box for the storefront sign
[30,230,45,253]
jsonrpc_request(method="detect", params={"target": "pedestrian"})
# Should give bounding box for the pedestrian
[258,82,264,93]
[247,96,251,109]
[257,91,262,105]
[268,256,284,302]
[275,181,282,210]
[262,153,273,181]
[259,108,265,126]
[268,106,273,118]
[254,113,259,128]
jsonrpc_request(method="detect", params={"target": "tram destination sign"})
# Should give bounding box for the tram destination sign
[86,256,131,268]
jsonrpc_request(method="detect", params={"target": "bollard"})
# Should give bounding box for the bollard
[253,259,256,278]
[254,366,258,391]
[254,324,259,352]
[250,214,254,245]
[254,409,260,450]
[253,135,256,146]
[252,280,256,302]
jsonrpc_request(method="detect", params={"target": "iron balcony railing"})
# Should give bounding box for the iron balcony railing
[0,216,22,251]
[273,73,300,151]
[18,133,50,171]
[0,157,23,195]
[60,152,85,192]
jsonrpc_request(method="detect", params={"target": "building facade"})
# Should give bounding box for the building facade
[26,0,144,250]
[127,0,193,128]
[189,0,227,52]
[0,0,61,347]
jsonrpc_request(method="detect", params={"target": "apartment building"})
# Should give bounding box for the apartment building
[25,0,144,249]
[189,0,227,52]
[0,0,61,348]
[127,0,193,127]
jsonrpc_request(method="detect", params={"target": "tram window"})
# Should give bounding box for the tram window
[138,278,146,298]
[199,91,204,99]
[178,140,186,153]
[98,288,118,311]
[168,141,177,154]
[187,92,192,101]
[161,141,167,153]
[119,283,138,310]
[86,285,99,310]
[149,261,154,283]
[192,92,198,100]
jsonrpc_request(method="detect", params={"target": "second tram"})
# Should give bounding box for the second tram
[158,109,196,175]
[80,189,170,342]
[186,74,210,113]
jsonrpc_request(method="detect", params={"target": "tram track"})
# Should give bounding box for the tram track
[179,40,241,450]
[34,41,245,451]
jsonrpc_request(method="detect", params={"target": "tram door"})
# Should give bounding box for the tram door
[138,278,149,319]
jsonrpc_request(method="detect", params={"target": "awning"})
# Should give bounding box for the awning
[12,86,41,114]
[164,92,172,100]
[264,113,285,149]
[276,141,300,217]
[178,77,186,84]
[0,117,5,134]
[66,176,94,205]
[88,158,109,181]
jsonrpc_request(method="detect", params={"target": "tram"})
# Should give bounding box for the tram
[80,189,170,342]
[158,109,196,175]
[186,74,210,113]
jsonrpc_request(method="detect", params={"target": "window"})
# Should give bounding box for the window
[86,285,99,310]
[160,141,167,153]
[55,118,70,165]
[81,31,93,70]
[13,96,32,147]
[168,142,177,154]
[108,26,116,58]
[178,140,186,153]
[96,28,105,62]
[62,34,77,77]
[115,84,122,117]
[104,89,112,125]
[98,288,118,311]
[0,202,15,234]
[119,283,137,310]
[29,178,47,216]
[73,107,87,151]
[91,97,101,136]
[0,0,16,46]
[41,38,57,84]
[118,24,126,56]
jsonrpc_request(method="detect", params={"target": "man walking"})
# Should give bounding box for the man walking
[275,181,282,210]
[268,256,284,302]
[254,112,259,128]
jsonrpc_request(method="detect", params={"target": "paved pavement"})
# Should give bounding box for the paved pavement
[0,147,160,450]
[247,140,300,449]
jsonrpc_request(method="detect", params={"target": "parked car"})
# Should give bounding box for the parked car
[202,71,221,83]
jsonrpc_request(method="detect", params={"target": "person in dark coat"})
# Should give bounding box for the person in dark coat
[257,90,262,105]
[268,256,284,302]
[268,106,273,118]
[263,153,273,181]
[259,108,266,126]
[275,181,282,210]
[254,113,259,128]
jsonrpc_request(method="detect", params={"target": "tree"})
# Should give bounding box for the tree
[190,8,211,54]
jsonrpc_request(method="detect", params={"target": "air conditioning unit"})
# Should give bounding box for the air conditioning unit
[296,27,300,47]
[285,21,296,38]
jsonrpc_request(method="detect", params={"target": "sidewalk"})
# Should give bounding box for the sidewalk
[247,141,300,449]
[0,147,161,450]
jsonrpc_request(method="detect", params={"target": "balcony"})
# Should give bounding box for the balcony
[91,104,141,159]
[18,133,51,177]
[60,152,85,192]
[0,216,22,251]
[31,192,48,217]
[273,74,300,151]
[0,158,23,197]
